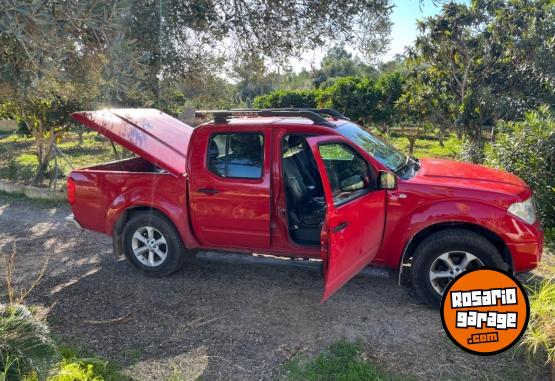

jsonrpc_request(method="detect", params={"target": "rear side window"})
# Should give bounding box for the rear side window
[207,133,264,179]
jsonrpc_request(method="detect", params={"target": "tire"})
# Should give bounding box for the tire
[411,229,505,308]
[122,211,186,276]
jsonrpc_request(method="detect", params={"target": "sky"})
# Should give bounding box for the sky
[289,0,468,71]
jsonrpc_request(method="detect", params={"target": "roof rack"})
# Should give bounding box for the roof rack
[230,108,348,120]
[194,108,348,127]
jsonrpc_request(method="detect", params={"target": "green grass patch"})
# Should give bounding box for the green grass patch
[385,134,462,160]
[0,132,129,187]
[280,341,409,381]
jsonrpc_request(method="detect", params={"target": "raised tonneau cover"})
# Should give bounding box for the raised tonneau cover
[71,108,193,176]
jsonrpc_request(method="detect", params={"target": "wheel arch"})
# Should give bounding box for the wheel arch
[398,221,512,286]
[112,205,186,257]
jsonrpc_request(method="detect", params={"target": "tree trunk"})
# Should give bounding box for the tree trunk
[31,128,57,186]
[408,136,417,156]
[78,129,84,146]
[438,129,445,147]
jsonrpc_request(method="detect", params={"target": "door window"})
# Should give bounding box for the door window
[207,133,264,179]
[318,143,372,205]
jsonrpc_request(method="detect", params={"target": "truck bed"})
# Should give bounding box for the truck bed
[69,156,187,237]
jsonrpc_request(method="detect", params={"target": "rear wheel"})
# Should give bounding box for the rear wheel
[122,212,185,276]
[411,229,505,308]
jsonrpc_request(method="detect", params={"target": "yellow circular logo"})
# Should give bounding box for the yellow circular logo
[440,267,529,355]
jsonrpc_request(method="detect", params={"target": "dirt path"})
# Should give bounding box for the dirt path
[0,196,549,380]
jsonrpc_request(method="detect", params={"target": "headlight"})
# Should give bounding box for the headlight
[508,197,537,224]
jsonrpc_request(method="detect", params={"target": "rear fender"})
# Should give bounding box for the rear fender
[106,187,199,249]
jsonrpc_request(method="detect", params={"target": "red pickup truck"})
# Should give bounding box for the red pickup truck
[67,108,543,306]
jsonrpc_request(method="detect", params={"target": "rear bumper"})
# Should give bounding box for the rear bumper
[507,222,544,273]
[65,213,83,229]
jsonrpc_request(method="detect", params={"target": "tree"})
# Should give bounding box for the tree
[316,77,380,125]
[411,0,555,163]
[0,1,128,185]
[253,90,318,109]
[312,46,379,88]
[374,71,405,133]
[124,0,394,100]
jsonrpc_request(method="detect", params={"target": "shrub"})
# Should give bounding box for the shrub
[487,107,555,229]
[48,361,101,381]
[253,90,319,109]
[0,304,58,381]
[7,154,38,184]
[521,278,555,377]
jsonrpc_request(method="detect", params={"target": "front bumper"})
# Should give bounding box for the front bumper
[507,221,544,272]
[65,213,82,229]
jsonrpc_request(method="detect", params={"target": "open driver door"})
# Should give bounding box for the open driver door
[305,136,387,302]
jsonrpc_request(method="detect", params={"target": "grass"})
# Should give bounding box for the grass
[0,132,129,187]
[280,341,410,381]
[385,133,462,160]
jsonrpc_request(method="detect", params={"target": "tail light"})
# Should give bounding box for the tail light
[67,177,76,205]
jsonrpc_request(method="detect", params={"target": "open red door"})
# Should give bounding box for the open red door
[305,136,387,302]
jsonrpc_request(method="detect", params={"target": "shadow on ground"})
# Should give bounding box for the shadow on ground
[0,197,549,380]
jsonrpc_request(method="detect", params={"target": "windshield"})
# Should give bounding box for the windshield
[337,122,406,171]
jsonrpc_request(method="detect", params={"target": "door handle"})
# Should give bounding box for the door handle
[332,222,349,233]
[198,188,219,195]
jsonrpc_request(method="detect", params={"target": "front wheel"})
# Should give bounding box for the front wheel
[411,229,506,308]
[122,212,186,276]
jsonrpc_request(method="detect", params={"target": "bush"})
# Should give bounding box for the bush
[487,107,555,229]
[0,304,58,380]
[253,89,319,109]
[521,278,555,375]
[7,154,38,184]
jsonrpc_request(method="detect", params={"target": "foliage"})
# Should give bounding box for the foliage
[410,0,555,163]
[121,0,394,103]
[0,1,129,185]
[0,305,58,381]
[317,77,379,124]
[487,107,555,228]
[521,278,555,366]
[315,73,404,127]
[281,341,407,381]
[47,347,132,381]
[253,90,319,109]
[311,46,379,88]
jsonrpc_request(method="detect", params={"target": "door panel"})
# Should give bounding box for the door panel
[189,131,271,249]
[306,136,387,302]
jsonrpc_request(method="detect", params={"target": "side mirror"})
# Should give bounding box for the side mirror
[340,175,365,192]
[378,171,397,190]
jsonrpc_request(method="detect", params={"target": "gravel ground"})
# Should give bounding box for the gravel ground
[0,195,550,380]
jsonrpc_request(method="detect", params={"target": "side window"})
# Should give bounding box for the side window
[207,133,264,179]
[318,143,372,205]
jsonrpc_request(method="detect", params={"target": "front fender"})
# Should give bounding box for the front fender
[378,198,520,269]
